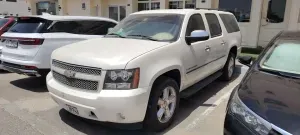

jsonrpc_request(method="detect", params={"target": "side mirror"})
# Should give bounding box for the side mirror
[185,30,209,45]
[108,28,114,33]
[238,56,252,67]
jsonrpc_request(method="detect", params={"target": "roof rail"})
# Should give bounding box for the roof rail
[195,8,228,11]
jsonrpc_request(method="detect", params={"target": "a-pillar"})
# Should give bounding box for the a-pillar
[58,0,68,15]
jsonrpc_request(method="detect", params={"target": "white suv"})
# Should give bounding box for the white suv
[47,9,241,131]
[0,15,117,76]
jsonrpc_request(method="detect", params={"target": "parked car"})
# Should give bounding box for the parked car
[47,9,241,131]
[224,31,300,135]
[0,15,117,77]
[0,17,16,67]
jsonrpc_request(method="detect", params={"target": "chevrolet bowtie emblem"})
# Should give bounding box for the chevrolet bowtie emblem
[64,70,76,78]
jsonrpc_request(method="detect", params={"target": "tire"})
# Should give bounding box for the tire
[220,53,236,81]
[143,76,180,132]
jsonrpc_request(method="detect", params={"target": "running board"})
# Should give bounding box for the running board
[180,71,222,98]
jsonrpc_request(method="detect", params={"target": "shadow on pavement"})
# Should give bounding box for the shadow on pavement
[10,76,48,92]
[0,69,10,74]
[59,109,153,135]
[58,66,246,135]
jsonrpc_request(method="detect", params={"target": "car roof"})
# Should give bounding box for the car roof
[132,9,233,15]
[21,15,118,23]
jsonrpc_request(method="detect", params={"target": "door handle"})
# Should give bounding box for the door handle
[205,46,210,52]
[221,41,226,45]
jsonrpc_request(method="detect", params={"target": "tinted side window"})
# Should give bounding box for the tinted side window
[205,13,222,37]
[219,14,240,33]
[186,14,206,36]
[49,21,116,35]
[8,18,51,33]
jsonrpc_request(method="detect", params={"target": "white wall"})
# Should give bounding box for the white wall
[239,0,263,48]
[0,0,30,16]
[66,0,91,16]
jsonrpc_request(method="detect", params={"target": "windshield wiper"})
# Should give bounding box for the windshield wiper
[127,34,158,41]
[106,33,125,38]
[261,68,300,79]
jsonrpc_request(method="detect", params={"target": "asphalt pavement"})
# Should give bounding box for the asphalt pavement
[0,64,248,135]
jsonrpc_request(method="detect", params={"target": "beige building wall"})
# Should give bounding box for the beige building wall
[66,0,91,16]
[0,0,31,16]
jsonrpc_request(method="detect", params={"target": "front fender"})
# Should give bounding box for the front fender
[125,44,185,90]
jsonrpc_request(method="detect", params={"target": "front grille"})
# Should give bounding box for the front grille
[52,71,99,91]
[52,60,101,75]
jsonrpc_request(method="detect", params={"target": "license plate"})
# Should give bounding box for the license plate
[5,40,18,48]
[66,104,79,115]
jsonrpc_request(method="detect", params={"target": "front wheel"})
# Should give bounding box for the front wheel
[143,76,179,132]
[220,53,236,81]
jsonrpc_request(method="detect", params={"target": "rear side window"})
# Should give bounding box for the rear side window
[205,13,222,38]
[8,17,51,33]
[219,14,240,33]
[186,14,206,36]
[0,19,9,28]
[48,21,117,35]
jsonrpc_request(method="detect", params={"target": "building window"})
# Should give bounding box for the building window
[219,0,252,22]
[169,0,196,9]
[36,2,56,15]
[138,0,160,11]
[6,0,17,2]
[267,0,286,23]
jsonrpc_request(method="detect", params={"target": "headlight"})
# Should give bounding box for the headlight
[103,68,140,90]
[230,92,272,135]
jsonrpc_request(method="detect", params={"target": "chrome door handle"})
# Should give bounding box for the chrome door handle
[205,46,210,52]
[221,41,226,45]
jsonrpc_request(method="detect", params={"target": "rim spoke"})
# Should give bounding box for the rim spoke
[158,98,164,106]
[157,107,165,121]
[163,88,170,99]
[165,106,171,118]
[168,95,176,104]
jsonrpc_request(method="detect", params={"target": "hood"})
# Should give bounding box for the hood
[238,68,300,135]
[51,37,168,69]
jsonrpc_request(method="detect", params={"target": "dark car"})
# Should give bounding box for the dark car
[224,31,300,135]
[0,17,16,36]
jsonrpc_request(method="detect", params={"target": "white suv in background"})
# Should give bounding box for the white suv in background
[47,9,241,131]
[0,15,117,76]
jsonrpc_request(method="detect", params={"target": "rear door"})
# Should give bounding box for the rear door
[1,17,51,61]
[203,13,226,70]
[219,13,242,54]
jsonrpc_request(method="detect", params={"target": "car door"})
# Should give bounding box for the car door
[203,13,226,71]
[184,13,211,86]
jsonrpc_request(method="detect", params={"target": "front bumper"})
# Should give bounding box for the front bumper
[46,72,151,124]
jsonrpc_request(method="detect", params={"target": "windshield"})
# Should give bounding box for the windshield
[260,40,300,75]
[0,19,9,28]
[107,14,184,42]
